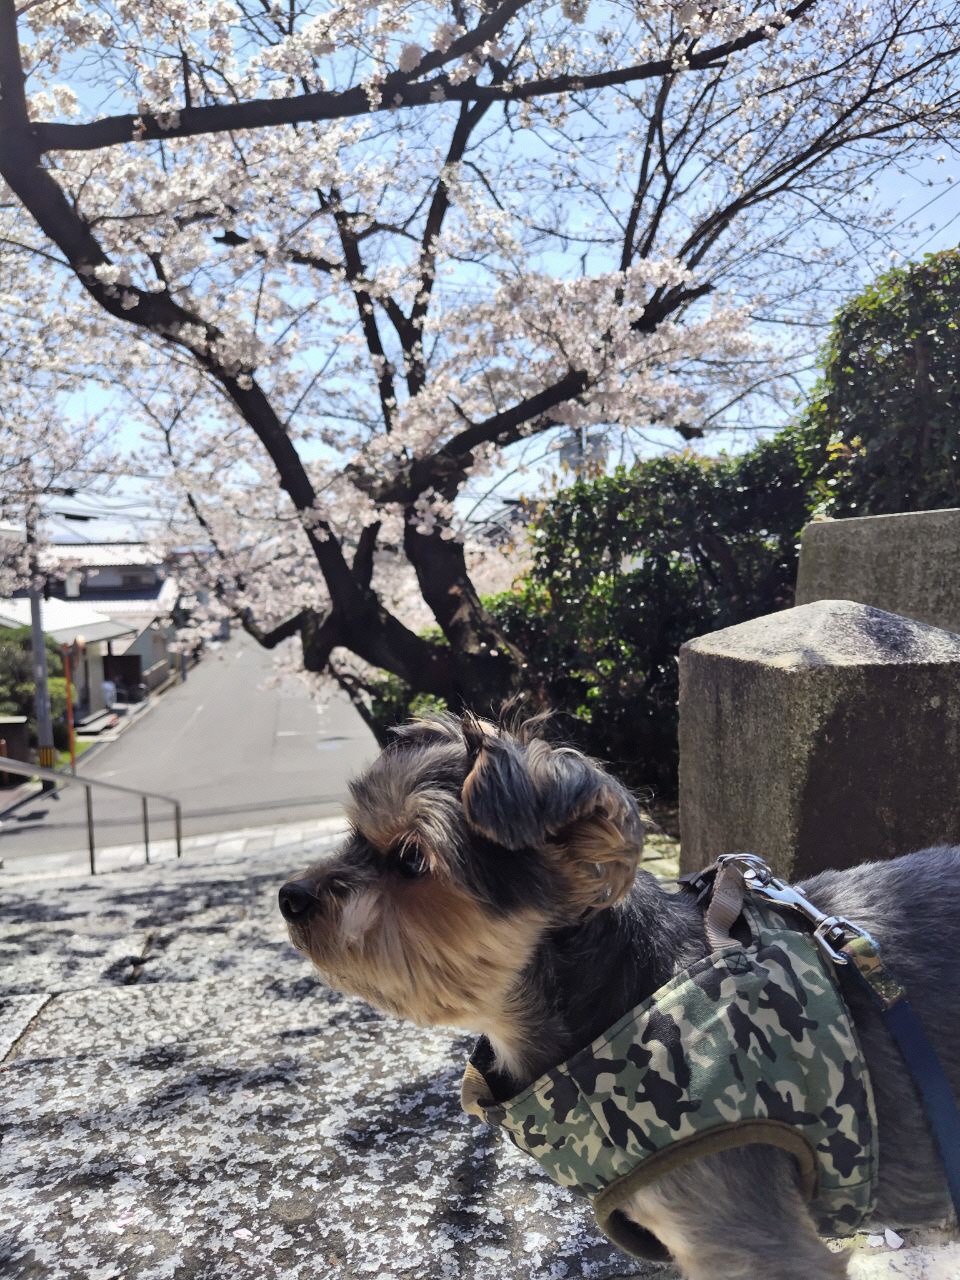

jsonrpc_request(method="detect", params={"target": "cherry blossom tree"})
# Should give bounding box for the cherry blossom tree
[0,239,119,593]
[2,0,960,713]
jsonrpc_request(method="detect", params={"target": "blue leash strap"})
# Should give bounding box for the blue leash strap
[842,933,960,1220]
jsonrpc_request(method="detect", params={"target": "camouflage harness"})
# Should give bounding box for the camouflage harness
[461,857,880,1259]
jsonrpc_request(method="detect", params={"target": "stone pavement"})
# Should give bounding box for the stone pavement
[2,829,958,1279]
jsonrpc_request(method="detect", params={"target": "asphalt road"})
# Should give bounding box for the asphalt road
[0,638,378,865]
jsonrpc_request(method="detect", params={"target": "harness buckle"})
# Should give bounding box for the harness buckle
[715,854,865,965]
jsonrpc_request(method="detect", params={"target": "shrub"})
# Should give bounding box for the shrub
[490,429,819,795]
[0,626,69,748]
[804,248,960,516]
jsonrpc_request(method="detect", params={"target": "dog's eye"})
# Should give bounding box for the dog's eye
[394,844,429,878]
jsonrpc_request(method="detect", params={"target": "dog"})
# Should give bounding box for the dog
[279,713,960,1279]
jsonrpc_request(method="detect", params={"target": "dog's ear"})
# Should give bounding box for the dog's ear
[461,717,643,911]
[461,714,543,850]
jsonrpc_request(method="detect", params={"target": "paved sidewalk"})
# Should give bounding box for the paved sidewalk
[1,833,957,1279]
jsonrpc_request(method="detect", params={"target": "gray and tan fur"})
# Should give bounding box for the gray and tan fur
[279,713,960,1280]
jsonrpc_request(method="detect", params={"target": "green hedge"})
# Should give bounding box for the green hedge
[804,247,960,516]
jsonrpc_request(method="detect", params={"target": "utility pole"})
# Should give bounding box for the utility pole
[24,502,56,784]
[4,483,79,782]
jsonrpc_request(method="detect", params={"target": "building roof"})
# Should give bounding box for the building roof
[44,542,164,569]
[74,577,180,618]
[0,599,137,646]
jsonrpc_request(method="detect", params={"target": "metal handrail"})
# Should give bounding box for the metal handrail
[0,756,182,875]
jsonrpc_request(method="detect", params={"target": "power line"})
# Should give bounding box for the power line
[46,514,97,542]
[879,177,959,238]
[911,204,960,255]
[45,467,173,482]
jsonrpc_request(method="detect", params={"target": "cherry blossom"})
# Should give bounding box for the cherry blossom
[1,0,959,713]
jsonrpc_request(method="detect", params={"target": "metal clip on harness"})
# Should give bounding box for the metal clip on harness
[715,853,871,967]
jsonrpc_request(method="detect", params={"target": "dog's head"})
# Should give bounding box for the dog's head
[279,714,644,1041]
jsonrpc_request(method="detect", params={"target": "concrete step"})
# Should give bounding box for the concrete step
[74,708,119,733]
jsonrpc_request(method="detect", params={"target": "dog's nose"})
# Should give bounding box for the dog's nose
[278,879,317,922]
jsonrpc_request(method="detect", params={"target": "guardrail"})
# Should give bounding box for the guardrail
[0,756,182,876]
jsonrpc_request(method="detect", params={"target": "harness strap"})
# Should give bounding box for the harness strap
[703,859,747,950]
[842,934,960,1222]
[701,854,960,1227]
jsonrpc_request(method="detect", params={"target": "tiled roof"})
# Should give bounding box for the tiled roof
[44,542,164,569]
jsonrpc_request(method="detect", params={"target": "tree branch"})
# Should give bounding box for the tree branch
[406,98,490,393]
[327,662,391,746]
[29,1,821,152]
[240,607,309,648]
[327,189,398,427]
[352,523,381,589]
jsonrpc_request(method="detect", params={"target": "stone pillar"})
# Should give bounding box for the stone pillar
[678,599,960,879]
[796,508,960,636]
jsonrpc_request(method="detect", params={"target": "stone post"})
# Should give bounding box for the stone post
[678,599,960,879]
[796,508,960,635]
